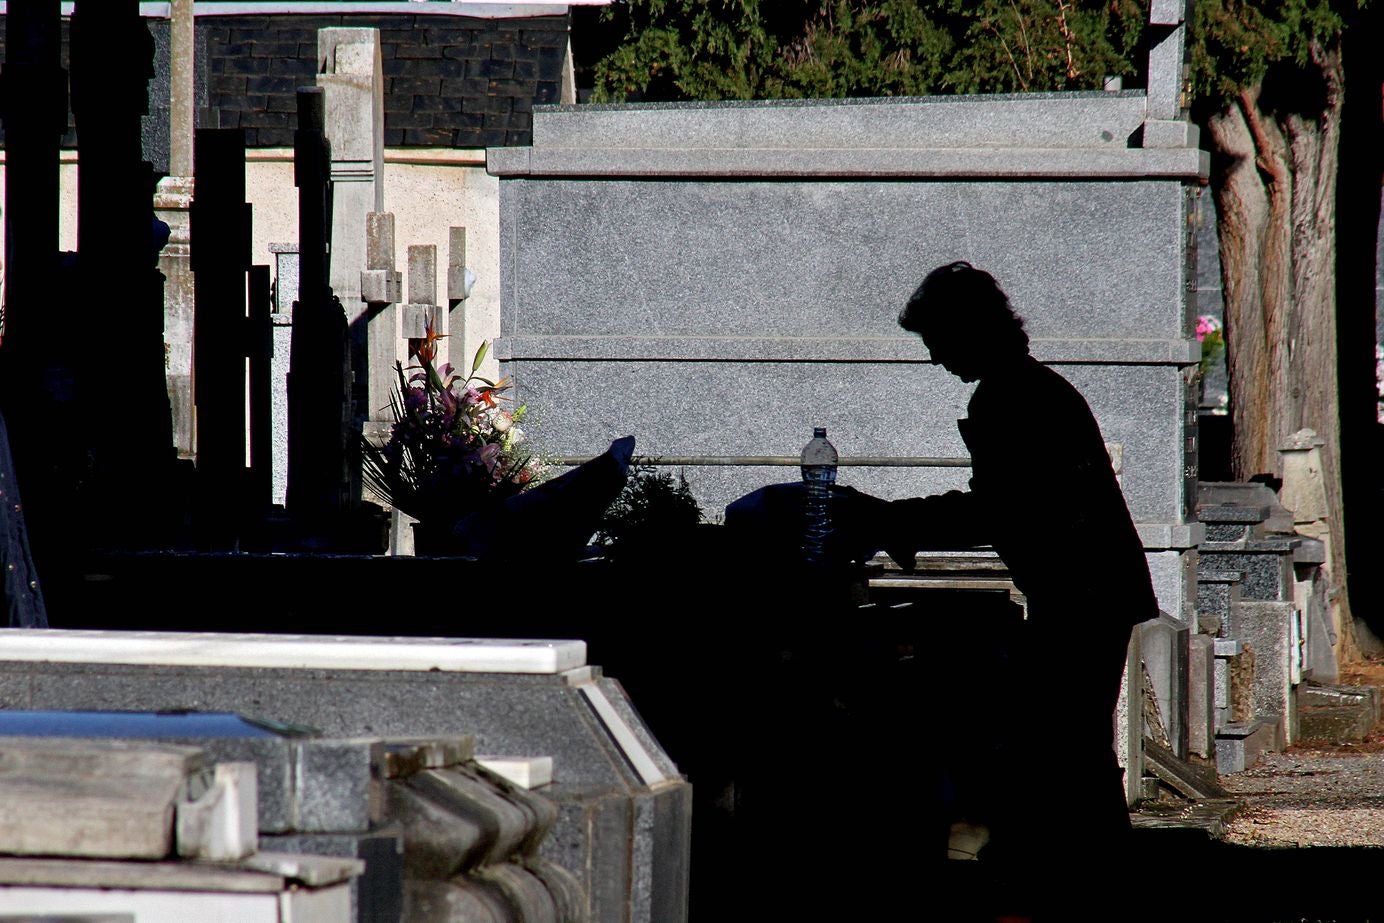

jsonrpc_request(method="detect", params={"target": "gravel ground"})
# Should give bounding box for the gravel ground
[1220,749,1384,847]
[1218,659,1384,849]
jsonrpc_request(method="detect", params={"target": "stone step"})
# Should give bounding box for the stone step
[1198,542,1296,602]
[1196,502,1269,542]
[1298,683,1380,743]
[1299,706,1375,743]
[1197,482,1296,534]
[1215,716,1283,774]
[1298,683,1380,717]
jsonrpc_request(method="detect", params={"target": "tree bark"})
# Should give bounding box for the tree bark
[1205,39,1352,638]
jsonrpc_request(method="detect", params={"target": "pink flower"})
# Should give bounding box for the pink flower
[1196,315,1221,343]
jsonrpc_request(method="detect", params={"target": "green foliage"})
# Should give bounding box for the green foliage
[592,0,1148,102]
[594,465,704,557]
[591,0,1366,106]
[1188,0,1358,105]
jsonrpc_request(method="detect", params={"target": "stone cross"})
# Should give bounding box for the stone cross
[1143,0,1195,147]
[361,212,403,425]
[404,245,444,346]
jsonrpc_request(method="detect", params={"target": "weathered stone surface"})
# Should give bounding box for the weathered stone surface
[297,738,386,833]
[408,767,533,868]
[1141,612,1190,758]
[0,738,204,860]
[407,876,514,923]
[388,777,488,878]
[176,760,259,861]
[481,863,560,923]
[2,652,690,923]
[1239,597,1303,737]
[1216,717,1281,774]
[1299,705,1374,743]
[1188,633,1215,759]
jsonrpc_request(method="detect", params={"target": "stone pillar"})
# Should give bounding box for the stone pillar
[1143,0,1198,149]
[447,226,477,373]
[1280,428,1358,664]
[317,27,385,425]
[1115,628,1144,806]
[156,0,197,457]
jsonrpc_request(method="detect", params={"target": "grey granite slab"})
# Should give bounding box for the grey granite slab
[1147,23,1188,121]
[1145,550,1196,626]
[502,178,1188,341]
[1151,0,1186,24]
[1197,504,1270,523]
[296,739,386,834]
[1198,551,1293,604]
[1141,612,1190,758]
[531,94,1150,151]
[487,145,1208,179]
[1233,601,1297,740]
[510,359,1185,525]
[1188,634,1215,759]
[495,334,1199,365]
[634,784,692,923]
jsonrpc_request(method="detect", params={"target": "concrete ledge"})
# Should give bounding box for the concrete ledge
[531,94,1152,151]
[0,629,587,675]
[487,145,1210,180]
[495,335,1202,365]
[1135,521,1205,550]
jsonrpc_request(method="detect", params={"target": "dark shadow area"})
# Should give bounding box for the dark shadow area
[1335,0,1384,644]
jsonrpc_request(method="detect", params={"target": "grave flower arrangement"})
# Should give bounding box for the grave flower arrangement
[1196,314,1224,375]
[361,322,544,525]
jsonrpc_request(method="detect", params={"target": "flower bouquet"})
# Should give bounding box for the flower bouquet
[361,323,543,528]
[1196,314,1224,376]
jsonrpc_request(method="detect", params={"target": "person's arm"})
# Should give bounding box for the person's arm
[883,489,990,571]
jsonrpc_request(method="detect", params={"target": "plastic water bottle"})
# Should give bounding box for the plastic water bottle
[801,427,837,565]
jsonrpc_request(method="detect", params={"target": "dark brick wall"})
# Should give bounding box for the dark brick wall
[203,14,569,148]
[0,13,568,152]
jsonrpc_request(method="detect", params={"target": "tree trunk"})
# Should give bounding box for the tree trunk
[1205,39,1354,643]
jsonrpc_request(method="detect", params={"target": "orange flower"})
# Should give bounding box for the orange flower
[408,318,447,365]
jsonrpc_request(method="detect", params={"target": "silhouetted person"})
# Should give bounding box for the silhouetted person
[891,262,1158,908]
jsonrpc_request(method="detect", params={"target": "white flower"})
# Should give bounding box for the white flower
[491,411,513,433]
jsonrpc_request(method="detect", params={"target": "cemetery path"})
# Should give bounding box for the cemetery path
[1218,657,1384,849]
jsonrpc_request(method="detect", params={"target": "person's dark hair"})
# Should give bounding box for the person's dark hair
[898,261,1030,355]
